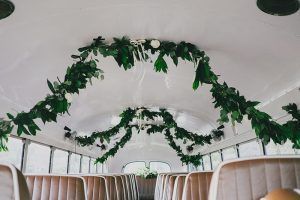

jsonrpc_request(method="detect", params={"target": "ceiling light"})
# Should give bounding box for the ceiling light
[257,0,299,16]
[0,0,14,20]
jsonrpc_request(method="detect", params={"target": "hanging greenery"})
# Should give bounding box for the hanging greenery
[75,107,221,166]
[135,166,158,179]
[0,36,299,163]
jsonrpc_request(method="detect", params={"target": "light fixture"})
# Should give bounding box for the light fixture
[0,0,14,20]
[257,0,299,16]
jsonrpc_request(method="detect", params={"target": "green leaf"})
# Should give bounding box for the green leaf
[6,113,14,120]
[71,55,81,59]
[80,51,89,59]
[47,80,56,94]
[154,55,168,73]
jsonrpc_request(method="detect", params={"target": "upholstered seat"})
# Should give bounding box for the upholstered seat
[102,175,118,200]
[208,156,300,200]
[82,176,109,200]
[182,171,213,200]
[172,175,186,200]
[154,173,166,200]
[136,175,157,200]
[131,174,139,200]
[114,175,126,200]
[25,174,87,200]
[120,175,130,200]
[124,174,134,200]
[165,175,177,200]
[0,163,30,200]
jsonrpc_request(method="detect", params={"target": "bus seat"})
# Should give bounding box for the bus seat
[131,174,139,200]
[136,175,157,200]
[0,163,30,200]
[25,175,86,200]
[165,175,178,200]
[114,175,126,200]
[171,175,187,200]
[182,171,213,200]
[82,175,109,200]
[208,156,300,200]
[101,175,118,200]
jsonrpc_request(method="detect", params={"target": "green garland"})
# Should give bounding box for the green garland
[0,35,299,158]
[75,107,220,166]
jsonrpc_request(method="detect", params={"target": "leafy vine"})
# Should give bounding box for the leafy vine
[0,36,299,164]
[75,107,219,166]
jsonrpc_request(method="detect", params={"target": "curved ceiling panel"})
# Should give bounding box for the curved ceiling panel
[0,0,299,140]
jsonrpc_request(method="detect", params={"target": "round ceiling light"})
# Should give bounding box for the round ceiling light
[0,0,14,20]
[257,0,299,16]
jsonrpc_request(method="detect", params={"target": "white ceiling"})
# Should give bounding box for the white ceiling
[0,0,299,145]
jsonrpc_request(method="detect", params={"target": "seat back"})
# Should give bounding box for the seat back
[120,174,130,200]
[0,164,30,200]
[131,174,139,200]
[208,156,300,200]
[156,174,167,200]
[136,175,157,200]
[123,174,133,200]
[172,175,186,200]
[182,171,213,200]
[114,175,125,200]
[165,175,177,200]
[102,175,118,200]
[154,173,165,200]
[162,174,171,200]
[82,176,109,200]
[25,174,86,200]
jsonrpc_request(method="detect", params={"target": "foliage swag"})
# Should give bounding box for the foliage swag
[75,107,222,166]
[0,36,299,165]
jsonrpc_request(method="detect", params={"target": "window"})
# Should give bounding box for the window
[0,137,23,169]
[211,151,222,169]
[81,156,90,174]
[222,146,237,160]
[97,163,103,173]
[123,161,146,173]
[265,141,279,155]
[197,159,204,171]
[202,155,211,170]
[52,149,68,173]
[90,159,97,173]
[26,142,51,173]
[278,141,295,155]
[69,153,81,174]
[149,161,171,173]
[239,140,261,158]
[188,164,197,172]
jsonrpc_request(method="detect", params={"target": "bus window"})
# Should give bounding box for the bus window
[0,137,23,169]
[97,163,103,173]
[278,141,295,155]
[69,153,81,174]
[222,146,237,160]
[90,158,97,173]
[26,142,51,173]
[239,140,261,158]
[123,161,146,173]
[149,161,171,173]
[211,151,222,169]
[202,155,211,170]
[81,156,90,173]
[52,149,68,173]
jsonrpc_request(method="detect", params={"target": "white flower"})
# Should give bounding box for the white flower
[150,40,160,49]
[65,93,73,103]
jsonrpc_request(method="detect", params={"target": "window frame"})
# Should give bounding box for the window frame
[149,161,171,172]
